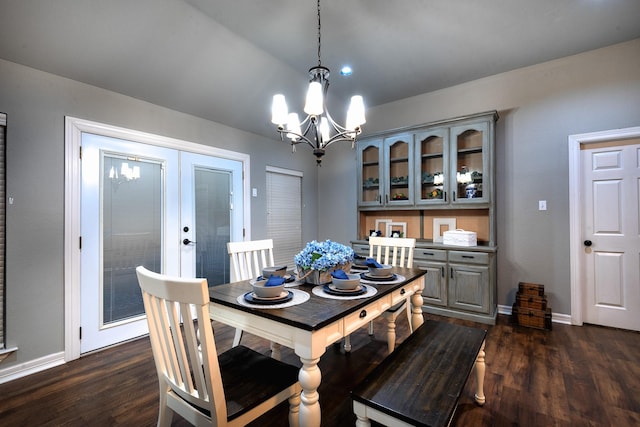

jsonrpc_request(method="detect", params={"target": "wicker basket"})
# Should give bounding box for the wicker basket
[297,262,352,285]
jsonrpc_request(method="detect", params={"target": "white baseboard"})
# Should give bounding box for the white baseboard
[0,351,65,384]
[498,304,572,325]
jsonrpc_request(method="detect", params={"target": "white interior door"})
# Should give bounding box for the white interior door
[580,137,640,331]
[80,134,244,353]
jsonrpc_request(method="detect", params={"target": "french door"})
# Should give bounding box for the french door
[79,133,243,353]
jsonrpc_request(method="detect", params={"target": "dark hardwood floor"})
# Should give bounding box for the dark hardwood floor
[1,314,639,426]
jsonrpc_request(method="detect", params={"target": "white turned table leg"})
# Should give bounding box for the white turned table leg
[474,340,486,406]
[411,290,424,331]
[382,311,397,353]
[288,391,301,427]
[298,356,322,427]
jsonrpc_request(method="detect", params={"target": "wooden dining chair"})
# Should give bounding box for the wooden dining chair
[345,236,417,353]
[227,239,275,346]
[136,266,301,427]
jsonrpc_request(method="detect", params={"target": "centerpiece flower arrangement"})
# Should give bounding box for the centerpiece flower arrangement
[294,240,355,285]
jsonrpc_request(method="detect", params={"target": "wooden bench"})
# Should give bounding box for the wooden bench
[351,320,487,427]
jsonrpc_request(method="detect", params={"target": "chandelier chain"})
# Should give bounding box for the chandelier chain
[316,0,321,66]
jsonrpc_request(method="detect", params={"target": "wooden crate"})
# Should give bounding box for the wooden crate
[511,305,552,330]
[518,282,545,296]
[515,293,548,310]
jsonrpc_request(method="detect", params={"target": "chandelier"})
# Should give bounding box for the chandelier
[270,0,366,165]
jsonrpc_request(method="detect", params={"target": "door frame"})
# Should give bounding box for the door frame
[568,125,640,326]
[64,117,250,361]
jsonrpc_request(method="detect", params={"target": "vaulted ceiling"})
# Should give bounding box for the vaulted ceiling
[1,0,639,139]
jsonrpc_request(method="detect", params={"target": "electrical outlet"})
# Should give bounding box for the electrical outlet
[252,188,258,197]
[539,200,547,211]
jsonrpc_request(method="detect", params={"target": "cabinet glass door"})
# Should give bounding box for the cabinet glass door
[415,128,448,204]
[451,121,489,204]
[357,139,383,206]
[384,134,413,206]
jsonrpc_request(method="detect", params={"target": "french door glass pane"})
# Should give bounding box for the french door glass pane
[194,167,231,286]
[102,156,162,325]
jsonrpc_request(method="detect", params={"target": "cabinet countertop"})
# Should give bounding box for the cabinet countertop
[351,239,497,253]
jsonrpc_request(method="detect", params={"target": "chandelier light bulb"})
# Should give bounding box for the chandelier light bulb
[286,113,302,141]
[319,117,330,141]
[304,81,324,116]
[346,95,366,131]
[271,94,288,125]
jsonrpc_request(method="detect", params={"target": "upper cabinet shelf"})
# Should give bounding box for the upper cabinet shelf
[357,111,497,209]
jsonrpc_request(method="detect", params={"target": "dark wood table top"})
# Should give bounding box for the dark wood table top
[208,267,427,331]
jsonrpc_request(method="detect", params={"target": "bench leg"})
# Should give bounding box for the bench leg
[355,415,371,427]
[474,340,486,406]
[353,401,372,427]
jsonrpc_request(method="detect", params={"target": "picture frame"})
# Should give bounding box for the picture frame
[374,219,393,236]
[386,222,407,238]
[433,218,456,243]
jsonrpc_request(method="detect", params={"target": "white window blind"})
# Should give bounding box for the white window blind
[266,167,302,267]
[0,112,6,348]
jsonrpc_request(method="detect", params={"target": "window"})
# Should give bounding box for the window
[266,166,302,267]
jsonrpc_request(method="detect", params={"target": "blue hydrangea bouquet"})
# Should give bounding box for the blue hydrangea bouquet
[294,240,355,285]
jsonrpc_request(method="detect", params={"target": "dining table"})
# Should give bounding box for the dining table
[208,266,427,427]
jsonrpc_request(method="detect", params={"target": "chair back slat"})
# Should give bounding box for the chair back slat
[136,266,227,425]
[368,236,416,268]
[227,239,275,281]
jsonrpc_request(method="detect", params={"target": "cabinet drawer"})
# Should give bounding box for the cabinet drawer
[414,248,447,262]
[344,298,387,335]
[448,251,489,265]
[390,285,413,306]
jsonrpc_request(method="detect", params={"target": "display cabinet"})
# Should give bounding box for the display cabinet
[354,111,498,324]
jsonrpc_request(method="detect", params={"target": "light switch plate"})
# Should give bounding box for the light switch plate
[539,200,547,211]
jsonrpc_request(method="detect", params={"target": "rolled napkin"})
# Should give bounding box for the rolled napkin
[365,258,383,268]
[331,269,349,279]
[265,275,286,286]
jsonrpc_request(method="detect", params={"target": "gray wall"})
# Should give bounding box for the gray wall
[0,57,320,370]
[318,38,640,316]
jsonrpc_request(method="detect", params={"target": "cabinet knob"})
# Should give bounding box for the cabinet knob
[400,288,406,295]
[584,240,592,247]
[359,310,367,318]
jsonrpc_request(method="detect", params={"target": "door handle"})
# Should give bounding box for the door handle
[183,238,196,245]
[583,240,592,247]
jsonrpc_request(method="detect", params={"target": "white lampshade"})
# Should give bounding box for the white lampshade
[286,113,302,140]
[346,95,366,131]
[304,81,324,115]
[319,117,330,141]
[271,94,288,125]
